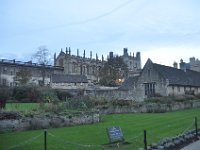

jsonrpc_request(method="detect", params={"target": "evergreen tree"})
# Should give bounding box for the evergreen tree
[99,56,128,86]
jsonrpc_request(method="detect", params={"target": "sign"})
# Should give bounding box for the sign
[106,126,124,143]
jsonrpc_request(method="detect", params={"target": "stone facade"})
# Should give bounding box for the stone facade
[91,59,200,101]
[0,59,63,86]
[122,59,200,101]
[0,47,141,87]
[54,47,142,83]
[120,48,141,76]
[54,48,103,83]
[51,74,89,89]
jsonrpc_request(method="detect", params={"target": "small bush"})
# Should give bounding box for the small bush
[111,99,134,106]
[55,90,72,101]
[41,88,59,103]
[0,87,11,109]
[65,96,94,110]
[12,86,41,102]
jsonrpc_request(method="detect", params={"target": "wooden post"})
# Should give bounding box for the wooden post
[144,130,147,150]
[195,117,198,139]
[44,130,47,150]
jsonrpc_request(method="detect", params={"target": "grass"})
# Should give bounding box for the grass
[1,108,200,150]
[5,103,40,111]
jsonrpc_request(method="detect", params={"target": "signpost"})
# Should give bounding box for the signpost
[106,126,124,143]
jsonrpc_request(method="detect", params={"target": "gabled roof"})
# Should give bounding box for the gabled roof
[52,74,88,83]
[118,76,139,90]
[146,59,200,86]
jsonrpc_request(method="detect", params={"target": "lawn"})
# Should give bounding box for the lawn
[1,108,200,150]
[5,103,40,111]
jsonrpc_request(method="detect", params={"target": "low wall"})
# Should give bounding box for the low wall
[100,100,200,114]
[0,111,100,132]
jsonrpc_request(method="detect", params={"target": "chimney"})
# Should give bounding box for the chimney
[69,47,71,55]
[83,50,85,59]
[96,53,98,61]
[109,52,113,59]
[123,48,128,56]
[173,62,178,69]
[77,49,79,57]
[66,47,68,54]
[90,51,92,59]
[136,52,141,60]
[179,59,186,72]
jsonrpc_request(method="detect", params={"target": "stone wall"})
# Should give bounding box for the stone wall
[0,111,99,132]
[99,100,200,114]
[87,89,138,101]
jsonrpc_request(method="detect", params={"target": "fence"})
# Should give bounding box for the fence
[141,117,199,150]
[1,117,199,150]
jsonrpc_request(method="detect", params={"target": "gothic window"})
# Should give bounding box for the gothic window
[2,79,6,86]
[83,66,86,74]
[144,83,155,97]
[87,66,89,75]
[59,59,64,67]
[72,62,77,73]
[3,67,7,74]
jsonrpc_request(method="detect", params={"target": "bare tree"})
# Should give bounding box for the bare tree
[15,68,32,86]
[32,46,51,86]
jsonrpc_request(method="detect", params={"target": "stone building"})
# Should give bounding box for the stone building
[174,57,200,72]
[0,59,63,86]
[0,47,141,87]
[120,48,141,76]
[120,59,200,101]
[54,47,142,84]
[54,48,103,84]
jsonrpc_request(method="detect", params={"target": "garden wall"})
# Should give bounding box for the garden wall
[0,111,99,132]
[99,100,200,114]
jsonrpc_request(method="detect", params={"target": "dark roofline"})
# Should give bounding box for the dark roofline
[0,59,63,70]
[148,60,200,87]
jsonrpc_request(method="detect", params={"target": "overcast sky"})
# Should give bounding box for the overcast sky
[1,0,200,67]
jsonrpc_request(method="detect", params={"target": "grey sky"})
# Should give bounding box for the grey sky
[1,0,200,66]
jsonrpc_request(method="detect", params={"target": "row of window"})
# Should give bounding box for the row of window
[172,86,198,92]
[144,83,155,97]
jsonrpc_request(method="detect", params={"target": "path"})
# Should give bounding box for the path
[181,140,200,150]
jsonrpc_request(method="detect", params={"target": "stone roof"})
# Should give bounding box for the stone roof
[52,74,88,83]
[152,63,200,86]
[118,76,139,90]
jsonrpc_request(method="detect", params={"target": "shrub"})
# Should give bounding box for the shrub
[12,86,41,102]
[65,96,94,110]
[0,87,11,109]
[111,99,134,106]
[55,90,72,101]
[41,88,59,103]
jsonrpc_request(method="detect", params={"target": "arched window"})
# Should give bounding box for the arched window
[59,59,64,67]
